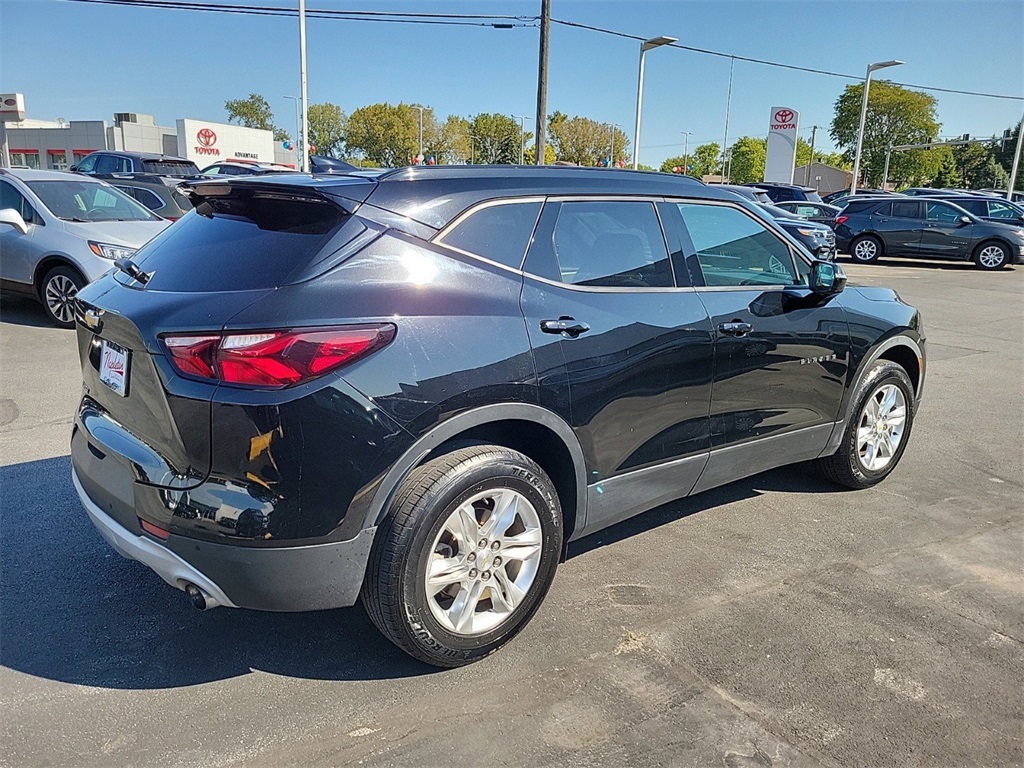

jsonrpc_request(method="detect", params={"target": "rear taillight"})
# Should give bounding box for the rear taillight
[161,325,396,388]
[835,215,849,226]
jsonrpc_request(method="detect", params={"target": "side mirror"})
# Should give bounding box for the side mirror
[810,259,846,296]
[69,165,78,172]
[959,215,972,226]
[0,208,29,235]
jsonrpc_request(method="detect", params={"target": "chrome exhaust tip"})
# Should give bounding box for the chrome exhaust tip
[184,583,219,611]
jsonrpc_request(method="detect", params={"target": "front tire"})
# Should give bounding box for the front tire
[815,360,915,489]
[850,235,883,263]
[39,266,84,328]
[362,445,563,667]
[974,241,1009,270]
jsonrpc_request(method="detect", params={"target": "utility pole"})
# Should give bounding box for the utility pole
[721,56,735,182]
[298,0,310,173]
[681,130,692,175]
[805,125,819,186]
[534,0,551,165]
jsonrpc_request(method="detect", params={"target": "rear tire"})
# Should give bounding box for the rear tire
[815,360,915,489]
[39,266,84,328]
[361,445,563,667]
[973,241,1009,270]
[850,235,883,264]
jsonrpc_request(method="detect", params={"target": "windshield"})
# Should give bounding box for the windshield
[26,180,160,222]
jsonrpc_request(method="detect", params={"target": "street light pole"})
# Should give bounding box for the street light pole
[412,105,431,162]
[609,123,621,167]
[681,130,692,174]
[632,35,677,170]
[1007,108,1024,201]
[298,0,310,173]
[283,95,300,166]
[513,114,531,165]
[805,125,820,186]
[850,59,904,195]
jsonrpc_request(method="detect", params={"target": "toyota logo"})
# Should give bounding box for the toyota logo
[774,109,794,124]
[196,128,217,147]
[2,98,15,107]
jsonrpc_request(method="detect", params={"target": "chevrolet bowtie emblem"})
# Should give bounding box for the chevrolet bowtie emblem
[83,308,102,331]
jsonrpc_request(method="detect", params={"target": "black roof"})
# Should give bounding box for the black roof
[746,181,817,191]
[198,164,751,230]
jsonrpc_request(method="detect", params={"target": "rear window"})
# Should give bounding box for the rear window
[801,190,823,203]
[131,195,350,291]
[142,160,200,177]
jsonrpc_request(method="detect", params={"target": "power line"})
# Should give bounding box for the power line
[550,17,1024,102]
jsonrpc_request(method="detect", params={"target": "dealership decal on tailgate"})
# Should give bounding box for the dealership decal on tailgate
[99,340,130,397]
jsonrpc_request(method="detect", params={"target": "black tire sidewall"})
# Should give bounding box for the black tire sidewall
[841,361,915,486]
[851,235,882,263]
[397,455,562,664]
[40,266,83,328]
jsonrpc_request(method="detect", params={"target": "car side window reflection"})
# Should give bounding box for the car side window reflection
[0,180,38,224]
[925,202,962,224]
[551,201,673,288]
[441,201,542,269]
[677,203,798,287]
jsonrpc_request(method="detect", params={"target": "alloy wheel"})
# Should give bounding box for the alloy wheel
[857,383,907,472]
[978,245,1006,269]
[425,488,543,636]
[45,274,79,324]
[853,239,878,261]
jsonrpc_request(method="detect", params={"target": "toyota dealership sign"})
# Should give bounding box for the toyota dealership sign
[764,105,800,183]
[175,118,274,164]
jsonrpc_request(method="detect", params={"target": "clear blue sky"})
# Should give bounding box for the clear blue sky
[2,0,1021,167]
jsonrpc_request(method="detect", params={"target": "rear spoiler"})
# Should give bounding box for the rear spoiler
[180,176,378,215]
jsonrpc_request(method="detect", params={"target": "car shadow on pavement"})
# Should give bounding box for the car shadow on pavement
[0,456,431,690]
[0,295,61,329]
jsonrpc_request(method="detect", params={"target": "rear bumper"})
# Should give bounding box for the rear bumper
[73,465,377,612]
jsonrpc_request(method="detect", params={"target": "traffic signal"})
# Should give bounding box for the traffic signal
[961,134,970,142]
[1003,129,1013,150]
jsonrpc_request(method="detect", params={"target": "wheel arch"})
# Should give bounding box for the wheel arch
[33,255,87,296]
[362,404,588,549]
[973,237,1014,261]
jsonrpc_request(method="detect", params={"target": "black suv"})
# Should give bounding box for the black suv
[835,196,1024,269]
[746,182,823,203]
[72,166,925,667]
[928,194,1024,227]
[72,151,200,178]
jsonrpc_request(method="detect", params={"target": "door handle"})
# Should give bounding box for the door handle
[718,321,753,337]
[540,317,590,337]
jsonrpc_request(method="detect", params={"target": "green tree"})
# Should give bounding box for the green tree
[660,155,688,174]
[225,93,277,131]
[727,136,768,183]
[307,102,347,157]
[830,80,941,187]
[524,143,557,165]
[424,115,470,164]
[466,113,520,164]
[345,102,419,167]
[690,142,722,178]
[549,115,629,167]
[930,145,959,188]
[993,121,1022,189]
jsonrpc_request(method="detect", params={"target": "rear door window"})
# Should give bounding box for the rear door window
[551,201,673,288]
[925,201,963,224]
[891,201,923,219]
[438,201,542,269]
[986,201,1021,219]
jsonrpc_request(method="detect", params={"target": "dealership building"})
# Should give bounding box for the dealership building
[5,111,298,170]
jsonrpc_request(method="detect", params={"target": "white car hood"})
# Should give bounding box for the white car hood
[62,218,170,248]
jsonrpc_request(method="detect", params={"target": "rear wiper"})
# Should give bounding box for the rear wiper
[114,257,151,286]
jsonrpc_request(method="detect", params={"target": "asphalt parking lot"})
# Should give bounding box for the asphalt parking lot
[1,257,1021,768]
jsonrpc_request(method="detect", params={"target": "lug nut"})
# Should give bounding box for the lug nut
[482,570,491,580]
[469,568,478,579]
[490,541,500,550]
[467,552,476,562]
[493,557,502,567]
[478,539,488,549]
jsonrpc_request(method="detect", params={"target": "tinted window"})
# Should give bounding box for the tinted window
[552,201,672,288]
[25,180,158,222]
[802,190,824,203]
[117,186,165,212]
[0,180,37,223]
[441,201,542,269]
[953,199,986,216]
[678,203,798,287]
[891,201,922,219]
[987,201,1021,219]
[772,187,796,201]
[75,154,97,173]
[143,160,200,177]
[132,197,350,292]
[93,154,119,174]
[925,201,962,223]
